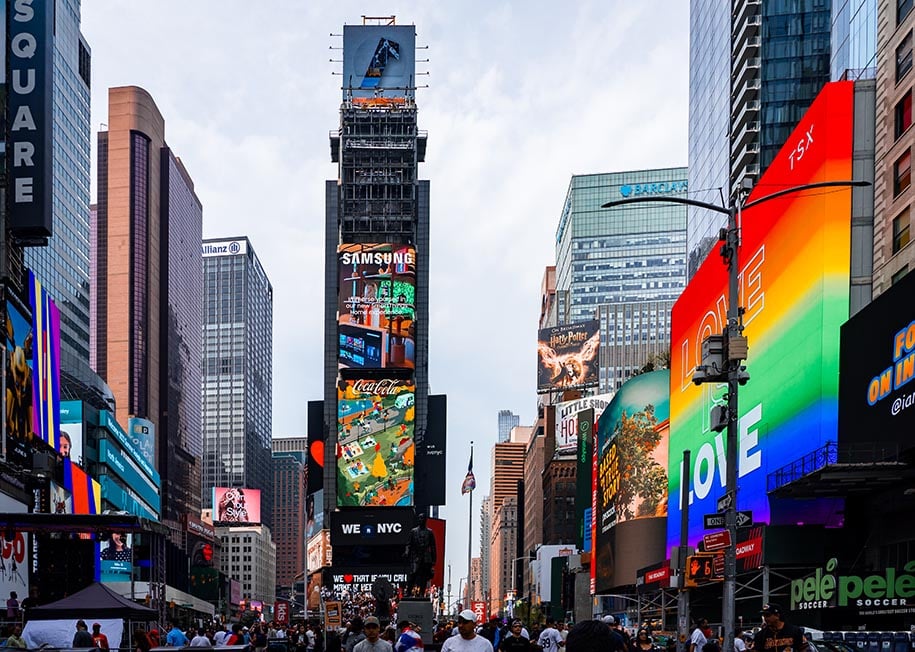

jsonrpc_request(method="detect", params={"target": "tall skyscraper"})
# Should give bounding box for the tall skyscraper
[24,0,95,378]
[271,448,306,593]
[201,237,274,531]
[554,169,687,390]
[93,86,204,529]
[874,0,914,292]
[687,0,832,276]
[497,410,520,443]
[831,0,877,81]
[324,20,431,516]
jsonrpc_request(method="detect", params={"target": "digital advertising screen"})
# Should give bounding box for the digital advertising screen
[5,297,35,467]
[49,481,73,514]
[342,25,416,100]
[556,393,613,454]
[838,268,915,450]
[667,81,855,550]
[29,271,61,453]
[127,416,156,470]
[537,321,600,393]
[63,458,101,514]
[99,532,133,583]
[593,371,670,592]
[213,487,262,524]
[336,378,415,507]
[338,243,416,370]
[59,401,85,467]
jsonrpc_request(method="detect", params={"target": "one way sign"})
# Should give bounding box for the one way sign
[703,510,753,529]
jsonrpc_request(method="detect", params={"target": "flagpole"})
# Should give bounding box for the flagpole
[466,440,473,610]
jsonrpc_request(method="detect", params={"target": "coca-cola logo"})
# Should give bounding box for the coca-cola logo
[351,379,409,395]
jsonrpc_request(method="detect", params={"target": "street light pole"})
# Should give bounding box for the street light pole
[602,178,868,652]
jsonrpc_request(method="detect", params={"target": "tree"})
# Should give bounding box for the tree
[612,404,667,521]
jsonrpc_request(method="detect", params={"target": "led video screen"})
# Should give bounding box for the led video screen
[337,378,415,507]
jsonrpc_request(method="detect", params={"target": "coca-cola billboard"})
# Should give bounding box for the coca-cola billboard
[337,379,415,507]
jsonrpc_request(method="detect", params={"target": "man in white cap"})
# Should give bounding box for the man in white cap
[442,610,493,652]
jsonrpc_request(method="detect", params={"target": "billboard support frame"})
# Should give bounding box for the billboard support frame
[603,177,870,652]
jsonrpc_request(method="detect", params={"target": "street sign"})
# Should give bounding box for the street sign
[717,491,734,512]
[712,553,725,578]
[703,530,731,552]
[704,510,753,529]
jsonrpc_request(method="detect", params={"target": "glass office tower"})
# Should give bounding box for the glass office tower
[687,0,832,277]
[25,0,93,366]
[830,0,876,80]
[201,237,274,531]
[554,169,688,324]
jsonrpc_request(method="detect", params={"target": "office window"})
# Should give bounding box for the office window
[898,32,914,82]
[895,150,912,196]
[894,209,911,253]
[897,92,913,139]
[901,0,914,24]
[892,266,910,284]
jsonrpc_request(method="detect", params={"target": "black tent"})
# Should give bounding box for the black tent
[27,582,157,620]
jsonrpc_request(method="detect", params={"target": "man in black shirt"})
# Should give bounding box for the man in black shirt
[500,621,532,652]
[753,603,808,652]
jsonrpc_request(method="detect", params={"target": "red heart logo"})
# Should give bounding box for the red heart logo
[311,441,325,467]
[344,574,354,583]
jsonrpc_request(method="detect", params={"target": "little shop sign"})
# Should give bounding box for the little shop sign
[791,559,915,611]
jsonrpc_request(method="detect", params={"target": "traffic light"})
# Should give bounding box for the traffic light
[685,553,721,587]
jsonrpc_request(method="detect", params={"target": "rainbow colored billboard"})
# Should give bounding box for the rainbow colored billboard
[667,81,854,549]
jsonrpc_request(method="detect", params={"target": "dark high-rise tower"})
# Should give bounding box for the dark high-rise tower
[93,86,203,530]
[324,19,430,518]
[687,0,833,276]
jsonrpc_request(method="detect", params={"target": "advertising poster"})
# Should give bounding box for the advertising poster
[537,321,600,393]
[667,81,854,549]
[307,400,325,495]
[556,393,613,454]
[127,417,156,470]
[594,370,670,593]
[336,378,415,507]
[0,494,29,601]
[838,269,915,450]
[213,487,261,524]
[575,408,595,551]
[29,272,61,453]
[49,481,73,514]
[342,25,416,100]
[306,489,325,539]
[99,532,132,583]
[338,243,416,370]
[59,401,85,466]
[5,298,34,467]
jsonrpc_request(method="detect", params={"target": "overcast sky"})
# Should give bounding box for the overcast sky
[81,1,689,599]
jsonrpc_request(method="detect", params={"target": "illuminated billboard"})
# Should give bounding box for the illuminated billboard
[342,25,416,100]
[64,458,102,514]
[537,321,600,393]
[127,417,156,470]
[99,532,133,583]
[667,81,854,549]
[338,243,416,370]
[5,297,34,467]
[593,371,669,592]
[555,393,613,454]
[838,269,915,449]
[336,378,415,507]
[60,401,85,467]
[213,487,262,524]
[30,272,61,454]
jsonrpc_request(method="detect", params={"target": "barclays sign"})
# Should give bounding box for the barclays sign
[619,180,688,198]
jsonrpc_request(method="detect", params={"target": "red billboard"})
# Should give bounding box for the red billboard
[213,487,262,524]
